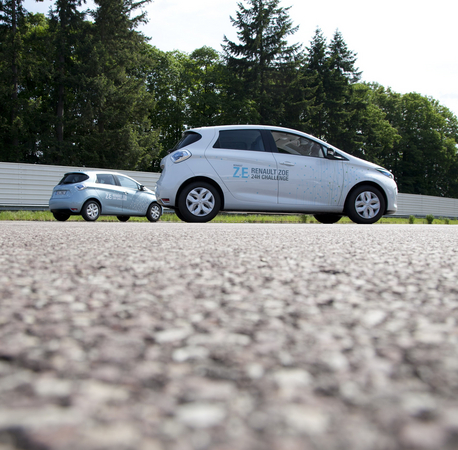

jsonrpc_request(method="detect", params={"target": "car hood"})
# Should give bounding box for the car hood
[335,148,388,172]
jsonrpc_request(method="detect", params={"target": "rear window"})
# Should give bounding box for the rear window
[213,130,265,151]
[59,173,89,185]
[172,131,202,151]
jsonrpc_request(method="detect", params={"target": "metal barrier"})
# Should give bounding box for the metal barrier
[1,162,457,217]
[395,193,458,218]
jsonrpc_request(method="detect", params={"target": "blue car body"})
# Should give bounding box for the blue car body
[49,170,162,222]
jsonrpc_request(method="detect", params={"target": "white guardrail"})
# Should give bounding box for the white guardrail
[1,162,458,217]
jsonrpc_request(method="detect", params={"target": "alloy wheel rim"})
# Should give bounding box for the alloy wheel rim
[150,205,161,220]
[87,203,99,219]
[186,187,215,216]
[355,191,380,219]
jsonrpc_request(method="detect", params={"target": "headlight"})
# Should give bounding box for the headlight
[170,149,192,163]
[376,168,394,179]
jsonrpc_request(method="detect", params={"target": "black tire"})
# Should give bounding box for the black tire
[53,212,70,222]
[174,208,186,222]
[117,216,130,222]
[177,181,221,223]
[346,185,386,224]
[313,213,342,224]
[81,200,100,222]
[146,202,162,222]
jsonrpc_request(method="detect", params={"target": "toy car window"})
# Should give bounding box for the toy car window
[271,131,324,158]
[117,176,139,190]
[96,174,116,185]
[59,173,90,185]
[213,130,265,151]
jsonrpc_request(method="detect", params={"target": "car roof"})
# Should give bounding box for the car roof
[63,170,124,176]
[187,125,331,147]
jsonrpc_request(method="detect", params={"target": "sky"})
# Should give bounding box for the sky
[23,0,458,118]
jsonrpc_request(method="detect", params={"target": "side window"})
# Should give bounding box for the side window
[172,131,202,151]
[116,176,139,190]
[213,130,265,152]
[96,173,116,185]
[271,131,324,158]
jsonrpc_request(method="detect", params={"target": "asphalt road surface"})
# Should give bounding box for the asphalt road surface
[1,221,458,450]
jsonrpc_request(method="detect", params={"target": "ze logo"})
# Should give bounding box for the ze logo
[233,166,249,178]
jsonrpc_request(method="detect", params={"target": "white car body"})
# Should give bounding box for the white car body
[156,125,398,224]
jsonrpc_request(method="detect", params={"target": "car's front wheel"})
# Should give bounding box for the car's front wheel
[53,212,70,222]
[82,200,100,222]
[117,216,130,222]
[346,185,385,224]
[177,181,221,223]
[146,202,162,222]
[314,213,342,224]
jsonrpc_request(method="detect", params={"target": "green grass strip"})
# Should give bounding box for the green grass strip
[1,210,457,224]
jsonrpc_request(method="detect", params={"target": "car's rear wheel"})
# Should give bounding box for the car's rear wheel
[146,202,162,222]
[346,185,385,224]
[177,181,221,223]
[174,208,186,222]
[314,213,342,224]
[82,200,100,222]
[53,212,70,222]
[117,215,130,222]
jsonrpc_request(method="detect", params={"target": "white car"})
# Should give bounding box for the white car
[156,125,398,224]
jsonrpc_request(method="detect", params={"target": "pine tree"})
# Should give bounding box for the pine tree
[222,0,302,124]
[302,28,328,138]
[0,0,25,160]
[78,0,159,170]
[43,0,87,164]
[303,29,363,148]
[326,30,361,148]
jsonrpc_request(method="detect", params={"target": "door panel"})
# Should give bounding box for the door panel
[205,129,279,204]
[270,130,344,207]
[95,173,124,214]
[116,175,149,215]
[273,154,343,206]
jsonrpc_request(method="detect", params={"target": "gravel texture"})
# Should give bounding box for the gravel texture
[1,221,458,450]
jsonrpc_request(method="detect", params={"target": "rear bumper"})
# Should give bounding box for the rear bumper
[49,208,79,215]
[49,198,82,213]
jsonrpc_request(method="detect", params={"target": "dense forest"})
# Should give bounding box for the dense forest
[1,0,457,197]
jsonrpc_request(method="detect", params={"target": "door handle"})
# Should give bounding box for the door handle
[280,161,295,166]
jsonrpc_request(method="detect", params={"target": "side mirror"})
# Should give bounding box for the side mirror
[139,185,145,191]
[326,149,347,161]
